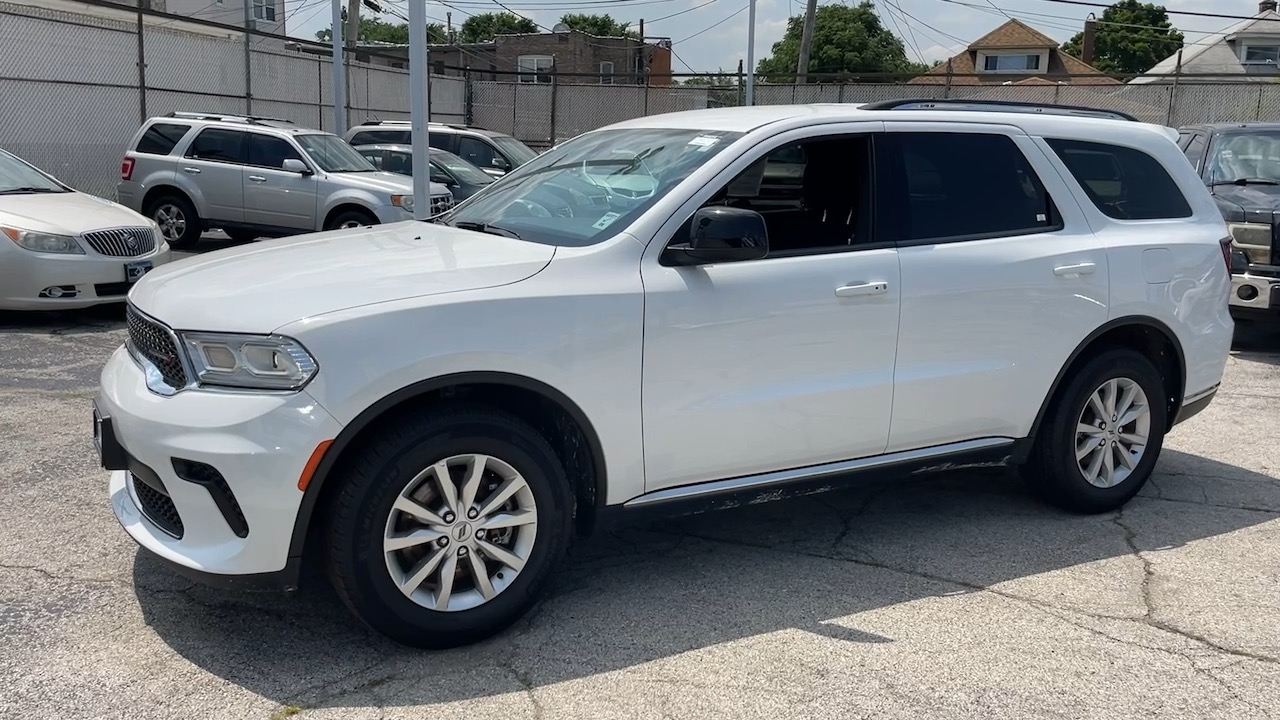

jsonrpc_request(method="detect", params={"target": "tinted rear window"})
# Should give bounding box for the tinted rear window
[350,130,410,145]
[1046,139,1192,220]
[136,123,191,155]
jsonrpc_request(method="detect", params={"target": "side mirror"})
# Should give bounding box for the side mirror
[282,158,311,175]
[491,156,511,170]
[662,207,769,266]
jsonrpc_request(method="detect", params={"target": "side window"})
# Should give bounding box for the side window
[358,150,384,169]
[247,134,304,169]
[1046,138,1192,220]
[458,137,498,169]
[670,134,874,257]
[136,123,192,155]
[350,130,410,145]
[1183,134,1209,173]
[428,162,452,184]
[426,134,451,152]
[880,132,1059,243]
[185,128,247,164]
[387,151,413,175]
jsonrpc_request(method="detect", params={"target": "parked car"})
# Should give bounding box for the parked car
[117,112,454,249]
[343,121,537,178]
[96,100,1232,649]
[354,144,495,201]
[1177,123,1280,322]
[0,148,170,311]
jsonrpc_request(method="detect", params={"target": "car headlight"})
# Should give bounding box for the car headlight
[178,332,317,391]
[391,194,414,211]
[1227,223,1271,264]
[1,226,84,254]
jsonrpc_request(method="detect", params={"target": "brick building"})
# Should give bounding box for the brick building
[415,29,673,85]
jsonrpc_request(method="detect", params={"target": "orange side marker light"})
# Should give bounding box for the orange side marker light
[298,440,334,491]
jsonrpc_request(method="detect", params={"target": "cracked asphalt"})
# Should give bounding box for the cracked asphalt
[2,297,1278,720]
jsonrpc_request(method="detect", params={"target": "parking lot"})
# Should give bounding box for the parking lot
[1,254,1278,719]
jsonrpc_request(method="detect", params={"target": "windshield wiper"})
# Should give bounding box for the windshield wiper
[451,220,521,239]
[0,187,64,195]
[1210,178,1280,187]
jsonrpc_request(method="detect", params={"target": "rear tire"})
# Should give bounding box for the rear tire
[1026,349,1167,514]
[325,209,377,231]
[146,194,201,249]
[326,405,573,649]
[224,229,259,243]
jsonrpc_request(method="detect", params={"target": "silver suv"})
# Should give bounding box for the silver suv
[118,113,453,249]
[343,121,538,178]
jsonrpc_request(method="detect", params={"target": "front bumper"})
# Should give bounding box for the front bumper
[1229,271,1280,313]
[0,246,171,311]
[97,344,342,580]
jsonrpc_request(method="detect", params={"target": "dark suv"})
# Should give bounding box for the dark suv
[1178,123,1280,320]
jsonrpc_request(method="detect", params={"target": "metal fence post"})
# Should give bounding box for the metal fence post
[464,66,473,125]
[549,62,559,145]
[243,0,252,113]
[944,59,953,99]
[837,84,844,104]
[643,71,650,116]
[136,0,147,123]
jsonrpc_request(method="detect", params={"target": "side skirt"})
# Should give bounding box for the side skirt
[596,437,1031,531]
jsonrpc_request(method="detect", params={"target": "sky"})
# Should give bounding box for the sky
[283,0,1262,74]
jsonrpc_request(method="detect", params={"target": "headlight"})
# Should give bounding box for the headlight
[391,194,414,211]
[1,226,84,254]
[178,332,317,391]
[1227,223,1271,264]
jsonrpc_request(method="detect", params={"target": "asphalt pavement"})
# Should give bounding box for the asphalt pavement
[1,276,1278,719]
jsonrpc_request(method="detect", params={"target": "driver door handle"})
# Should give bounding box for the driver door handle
[835,281,889,298]
[248,175,266,183]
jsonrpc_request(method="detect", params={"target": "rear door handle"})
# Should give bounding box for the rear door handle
[834,281,889,298]
[1053,262,1097,277]
[182,167,201,175]
[248,175,266,183]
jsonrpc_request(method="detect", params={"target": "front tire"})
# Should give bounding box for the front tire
[325,209,377,230]
[326,405,573,649]
[1027,349,1168,514]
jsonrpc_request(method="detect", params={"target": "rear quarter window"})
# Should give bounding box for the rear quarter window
[1046,138,1192,220]
[135,123,192,155]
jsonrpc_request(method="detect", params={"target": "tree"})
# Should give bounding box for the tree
[683,70,737,86]
[1062,0,1183,75]
[756,2,927,81]
[558,13,637,38]
[315,17,444,44]
[458,12,538,43]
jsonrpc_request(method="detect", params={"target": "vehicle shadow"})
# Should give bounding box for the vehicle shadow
[0,303,125,335]
[1233,321,1280,364]
[132,449,1279,711]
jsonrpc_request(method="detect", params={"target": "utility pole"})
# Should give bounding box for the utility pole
[346,0,360,49]
[332,0,345,135]
[409,0,431,219]
[796,0,817,83]
[447,12,454,43]
[745,0,756,105]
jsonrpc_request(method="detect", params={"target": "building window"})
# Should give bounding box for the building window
[518,55,553,83]
[599,61,614,84]
[1243,44,1280,65]
[252,0,275,22]
[982,53,1041,72]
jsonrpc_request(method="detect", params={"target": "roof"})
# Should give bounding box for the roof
[909,19,1118,86]
[1132,10,1280,83]
[1181,122,1280,133]
[970,19,1058,50]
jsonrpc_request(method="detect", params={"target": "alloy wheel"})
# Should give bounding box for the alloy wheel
[1074,377,1151,489]
[383,453,538,612]
[154,204,186,241]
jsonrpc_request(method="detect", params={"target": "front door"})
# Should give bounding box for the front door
[243,133,318,231]
[640,128,901,492]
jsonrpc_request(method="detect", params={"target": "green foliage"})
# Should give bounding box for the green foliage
[558,13,637,38]
[1061,0,1183,75]
[755,2,926,81]
[458,12,539,43]
[683,70,737,86]
[315,17,444,44]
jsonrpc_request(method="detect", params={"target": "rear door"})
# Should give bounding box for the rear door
[878,124,1109,452]
[181,128,247,224]
[243,133,317,231]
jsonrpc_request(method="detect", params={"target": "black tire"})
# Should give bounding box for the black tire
[224,229,259,243]
[145,193,202,249]
[1026,349,1168,514]
[326,405,573,649]
[325,209,377,231]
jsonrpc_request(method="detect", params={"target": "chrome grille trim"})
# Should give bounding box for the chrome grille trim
[125,304,189,393]
[430,195,453,216]
[81,227,157,258]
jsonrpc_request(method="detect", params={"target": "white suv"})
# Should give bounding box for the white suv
[117,113,453,248]
[95,101,1234,649]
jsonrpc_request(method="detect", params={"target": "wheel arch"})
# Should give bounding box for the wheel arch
[287,371,608,565]
[1029,316,1187,444]
[141,184,196,216]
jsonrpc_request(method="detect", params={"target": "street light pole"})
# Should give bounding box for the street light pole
[331,0,346,135]
[409,0,431,219]
[745,0,756,106]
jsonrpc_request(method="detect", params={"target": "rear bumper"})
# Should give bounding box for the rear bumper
[1173,384,1218,426]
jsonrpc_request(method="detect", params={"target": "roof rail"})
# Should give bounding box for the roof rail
[859,98,1138,122]
[165,111,297,126]
[358,119,472,130]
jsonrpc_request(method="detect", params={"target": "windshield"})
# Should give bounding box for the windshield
[296,134,377,173]
[1207,132,1280,184]
[491,135,538,167]
[442,128,743,247]
[433,150,494,186]
[0,151,69,194]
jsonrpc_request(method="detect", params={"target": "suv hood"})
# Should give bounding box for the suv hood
[0,191,150,236]
[331,171,450,198]
[128,221,555,333]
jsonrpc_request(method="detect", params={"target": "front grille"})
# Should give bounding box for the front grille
[95,282,131,297]
[431,195,453,216]
[132,475,184,538]
[82,227,156,258]
[126,304,187,390]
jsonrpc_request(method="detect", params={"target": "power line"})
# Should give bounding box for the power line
[884,0,970,46]
[879,2,926,65]
[638,0,719,26]
[673,2,748,44]
[938,0,1227,38]
[1030,0,1262,23]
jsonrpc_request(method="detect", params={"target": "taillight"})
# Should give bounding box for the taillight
[1219,236,1232,272]
[121,157,135,181]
